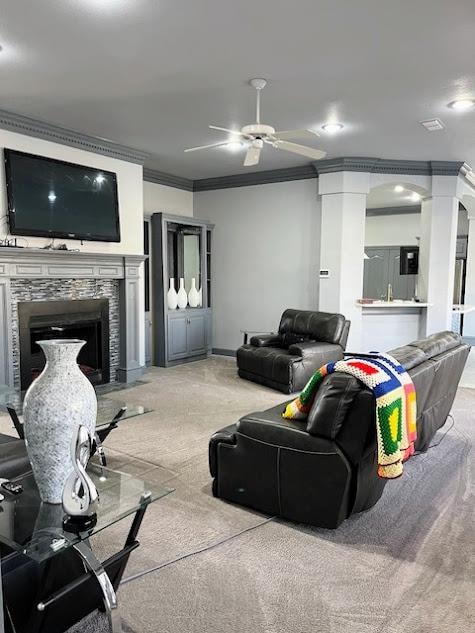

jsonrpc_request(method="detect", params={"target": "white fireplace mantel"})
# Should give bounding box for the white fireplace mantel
[0,247,147,387]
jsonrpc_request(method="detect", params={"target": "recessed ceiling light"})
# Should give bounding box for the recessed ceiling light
[447,99,475,111]
[322,123,344,134]
[48,191,57,203]
[394,185,404,193]
[410,192,421,202]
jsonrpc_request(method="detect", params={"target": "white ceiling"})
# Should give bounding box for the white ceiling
[1,0,474,179]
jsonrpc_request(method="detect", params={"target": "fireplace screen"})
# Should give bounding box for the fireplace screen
[18,299,110,390]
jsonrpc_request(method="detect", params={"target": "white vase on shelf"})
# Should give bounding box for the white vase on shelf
[167,278,178,310]
[177,277,188,309]
[197,286,203,307]
[188,278,199,308]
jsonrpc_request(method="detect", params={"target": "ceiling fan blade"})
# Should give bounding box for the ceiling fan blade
[243,144,262,167]
[274,140,326,160]
[184,141,231,153]
[209,125,247,138]
[274,129,320,140]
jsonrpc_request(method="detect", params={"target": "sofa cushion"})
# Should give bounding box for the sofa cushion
[408,331,461,359]
[278,309,346,345]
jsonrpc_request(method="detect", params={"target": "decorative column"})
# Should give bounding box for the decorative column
[462,208,475,336]
[418,178,459,335]
[117,256,146,382]
[318,171,370,350]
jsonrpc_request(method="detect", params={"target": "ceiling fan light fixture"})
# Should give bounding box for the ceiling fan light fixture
[225,140,245,152]
[322,122,344,134]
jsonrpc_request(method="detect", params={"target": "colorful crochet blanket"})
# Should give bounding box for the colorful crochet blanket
[283,353,417,479]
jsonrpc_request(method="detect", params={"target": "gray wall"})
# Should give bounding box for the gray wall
[194,179,321,351]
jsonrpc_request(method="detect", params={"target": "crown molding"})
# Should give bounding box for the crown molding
[192,158,467,192]
[193,165,316,191]
[143,167,194,191]
[366,205,421,217]
[0,108,149,165]
[314,157,465,176]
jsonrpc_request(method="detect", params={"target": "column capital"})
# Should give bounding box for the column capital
[429,174,463,198]
[318,171,371,196]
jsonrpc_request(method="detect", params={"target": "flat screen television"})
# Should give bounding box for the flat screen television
[4,149,120,242]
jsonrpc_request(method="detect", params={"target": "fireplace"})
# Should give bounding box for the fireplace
[18,299,110,390]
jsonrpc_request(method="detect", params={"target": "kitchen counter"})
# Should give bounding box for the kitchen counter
[357,301,430,309]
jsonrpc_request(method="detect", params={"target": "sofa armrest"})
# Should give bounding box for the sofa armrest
[236,403,338,453]
[209,424,237,477]
[249,334,282,347]
[288,341,343,358]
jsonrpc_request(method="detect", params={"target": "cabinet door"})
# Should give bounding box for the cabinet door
[187,314,206,356]
[363,248,390,299]
[168,315,188,360]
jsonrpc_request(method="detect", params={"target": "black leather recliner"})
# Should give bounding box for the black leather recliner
[237,309,350,393]
[210,331,470,529]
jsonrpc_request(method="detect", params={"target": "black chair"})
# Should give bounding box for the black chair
[237,309,350,393]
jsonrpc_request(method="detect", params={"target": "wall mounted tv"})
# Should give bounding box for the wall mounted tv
[4,149,121,242]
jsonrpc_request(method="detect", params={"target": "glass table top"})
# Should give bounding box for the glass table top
[0,385,151,432]
[0,463,173,563]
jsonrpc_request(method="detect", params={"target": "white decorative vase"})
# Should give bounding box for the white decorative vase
[197,286,203,307]
[188,278,199,308]
[177,277,188,309]
[167,278,178,310]
[23,339,97,504]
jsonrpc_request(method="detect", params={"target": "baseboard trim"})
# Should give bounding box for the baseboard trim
[116,365,146,383]
[212,348,236,357]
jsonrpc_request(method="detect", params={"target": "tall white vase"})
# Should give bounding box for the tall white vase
[177,277,188,309]
[188,277,199,308]
[197,286,203,307]
[23,339,97,504]
[167,277,178,310]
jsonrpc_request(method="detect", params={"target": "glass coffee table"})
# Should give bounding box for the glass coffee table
[0,385,162,632]
[0,385,150,447]
[0,462,173,633]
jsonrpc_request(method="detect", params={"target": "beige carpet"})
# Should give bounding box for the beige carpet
[85,356,475,633]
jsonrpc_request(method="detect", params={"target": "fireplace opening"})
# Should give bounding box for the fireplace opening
[18,299,110,390]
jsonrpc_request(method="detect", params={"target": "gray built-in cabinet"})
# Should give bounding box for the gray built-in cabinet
[151,213,213,367]
[363,246,417,300]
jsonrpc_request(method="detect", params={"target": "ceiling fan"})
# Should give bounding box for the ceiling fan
[184,78,327,167]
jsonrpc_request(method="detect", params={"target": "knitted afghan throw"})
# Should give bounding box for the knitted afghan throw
[283,353,417,479]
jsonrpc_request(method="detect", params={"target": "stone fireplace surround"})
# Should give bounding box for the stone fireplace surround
[0,247,146,389]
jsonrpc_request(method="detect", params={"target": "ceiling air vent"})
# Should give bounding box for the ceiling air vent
[419,118,445,131]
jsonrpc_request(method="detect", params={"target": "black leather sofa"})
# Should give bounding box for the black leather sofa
[210,331,470,528]
[237,309,350,393]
